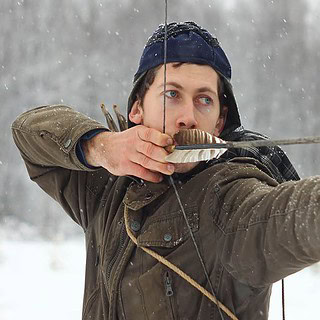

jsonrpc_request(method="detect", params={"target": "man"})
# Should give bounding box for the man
[12,22,320,320]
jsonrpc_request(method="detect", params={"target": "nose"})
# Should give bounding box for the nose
[176,102,198,129]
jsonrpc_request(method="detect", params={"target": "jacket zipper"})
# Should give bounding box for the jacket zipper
[164,271,174,296]
[164,271,175,319]
[105,220,127,287]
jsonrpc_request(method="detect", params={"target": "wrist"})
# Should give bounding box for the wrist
[83,131,114,167]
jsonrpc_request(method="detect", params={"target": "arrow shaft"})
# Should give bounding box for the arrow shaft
[174,136,320,150]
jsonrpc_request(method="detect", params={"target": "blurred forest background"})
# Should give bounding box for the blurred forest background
[1,0,320,240]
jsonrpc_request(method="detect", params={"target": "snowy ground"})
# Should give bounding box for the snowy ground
[0,240,85,320]
[0,240,319,320]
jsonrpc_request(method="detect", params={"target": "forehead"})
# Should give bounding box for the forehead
[153,63,219,90]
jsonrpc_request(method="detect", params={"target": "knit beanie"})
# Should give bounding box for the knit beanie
[127,21,241,137]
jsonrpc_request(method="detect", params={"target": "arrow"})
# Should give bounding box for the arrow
[173,136,320,150]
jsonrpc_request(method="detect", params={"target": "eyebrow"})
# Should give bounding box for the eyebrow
[158,82,218,97]
[197,87,218,97]
[157,81,183,90]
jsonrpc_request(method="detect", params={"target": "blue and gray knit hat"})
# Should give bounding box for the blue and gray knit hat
[127,21,241,137]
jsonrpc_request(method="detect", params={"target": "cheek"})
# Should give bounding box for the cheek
[141,104,165,130]
[144,106,161,120]
[198,111,220,132]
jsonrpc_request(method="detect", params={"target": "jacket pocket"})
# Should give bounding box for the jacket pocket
[137,205,199,248]
[132,267,178,320]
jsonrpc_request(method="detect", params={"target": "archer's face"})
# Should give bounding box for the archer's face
[130,63,227,173]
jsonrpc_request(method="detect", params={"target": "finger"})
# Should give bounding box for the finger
[127,162,164,183]
[136,140,169,163]
[138,127,173,147]
[133,152,175,175]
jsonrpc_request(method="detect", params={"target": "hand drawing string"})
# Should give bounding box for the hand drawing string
[161,2,225,319]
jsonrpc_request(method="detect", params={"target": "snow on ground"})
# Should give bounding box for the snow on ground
[0,240,319,319]
[0,240,85,320]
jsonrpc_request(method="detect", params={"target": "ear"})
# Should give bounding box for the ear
[129,100,144,125]
[213,106,228,136]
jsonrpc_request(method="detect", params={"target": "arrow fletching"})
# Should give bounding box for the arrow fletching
[165,129,320,163]
[165,129,227,163]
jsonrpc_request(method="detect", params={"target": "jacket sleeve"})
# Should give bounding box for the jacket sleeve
[214,160,320,287]
[11,105,112,230]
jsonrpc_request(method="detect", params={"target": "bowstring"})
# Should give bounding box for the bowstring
[162,2,225,319]
[162,0,167,134]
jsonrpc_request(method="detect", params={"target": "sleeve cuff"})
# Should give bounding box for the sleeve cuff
[76,129,108,169]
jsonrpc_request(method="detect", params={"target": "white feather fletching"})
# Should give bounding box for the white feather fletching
[165,129,227,163]
[165,147,226,163]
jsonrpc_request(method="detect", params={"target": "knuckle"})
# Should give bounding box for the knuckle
[144,127,153,141]
[145,142,155,156]
[136,166,147,178]
[135,141,143,153]
[141,155,150,168]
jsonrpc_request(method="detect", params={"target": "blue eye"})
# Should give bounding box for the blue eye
[199,97,212,105]
[165,90,177,98]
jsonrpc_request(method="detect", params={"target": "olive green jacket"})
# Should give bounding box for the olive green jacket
[12,105,320,319]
